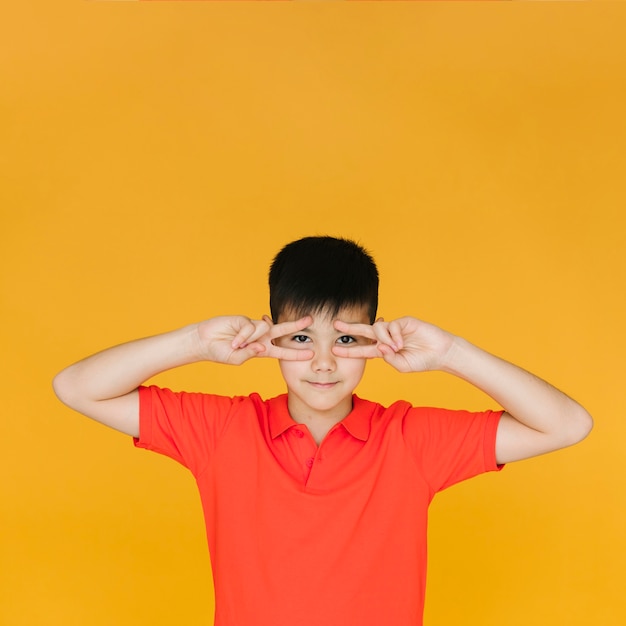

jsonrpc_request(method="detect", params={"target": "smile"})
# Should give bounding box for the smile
[307,382,338,389]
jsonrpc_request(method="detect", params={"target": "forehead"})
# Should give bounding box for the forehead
[278,305,370,325]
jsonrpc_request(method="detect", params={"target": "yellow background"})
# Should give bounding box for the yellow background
[2,2,625,625]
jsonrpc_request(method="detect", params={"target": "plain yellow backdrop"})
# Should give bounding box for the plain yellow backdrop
[2,2,625,625]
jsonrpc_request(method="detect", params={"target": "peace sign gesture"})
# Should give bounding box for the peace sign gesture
[332,316,455,373]
[195,315,315,365]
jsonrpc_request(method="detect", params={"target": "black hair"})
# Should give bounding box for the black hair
[269,236,379,323]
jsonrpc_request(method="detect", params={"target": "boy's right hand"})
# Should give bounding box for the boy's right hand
[53,315,315,437]
[195,315,315,365]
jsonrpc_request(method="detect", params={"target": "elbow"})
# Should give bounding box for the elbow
[52,368,76,407]
[52,371,63,400]
[565,405,594,447]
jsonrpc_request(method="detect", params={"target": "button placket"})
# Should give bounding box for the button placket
[289,426,318,483]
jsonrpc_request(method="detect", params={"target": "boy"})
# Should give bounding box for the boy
[53,236,592,626]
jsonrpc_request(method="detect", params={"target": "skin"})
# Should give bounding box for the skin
[271,307,373,444]
[331,313,594,464]
[52,315,315,438]
[53,307,593,463]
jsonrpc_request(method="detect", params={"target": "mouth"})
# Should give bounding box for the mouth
[307,381,338,389]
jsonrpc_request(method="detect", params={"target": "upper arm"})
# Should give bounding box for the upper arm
[53,373,140,438]
[495,410,592,465]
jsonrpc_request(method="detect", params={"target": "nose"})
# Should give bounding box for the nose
[311,345,336,373]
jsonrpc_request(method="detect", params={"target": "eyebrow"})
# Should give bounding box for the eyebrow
[297,327,360,335]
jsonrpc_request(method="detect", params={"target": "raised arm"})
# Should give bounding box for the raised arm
[333,316,593,465]
[439,336,593,464]
[53,316,313,437]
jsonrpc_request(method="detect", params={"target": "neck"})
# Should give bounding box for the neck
[286,395,353,445]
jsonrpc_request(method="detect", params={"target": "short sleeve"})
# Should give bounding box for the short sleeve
[133,385,249,477]
[402,406,504,494]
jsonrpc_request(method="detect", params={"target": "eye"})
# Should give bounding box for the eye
[337,335,356,345]
[292,335,310,344]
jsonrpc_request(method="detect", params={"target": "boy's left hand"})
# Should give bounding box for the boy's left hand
[332,316,456,373]
[336,315,593,464]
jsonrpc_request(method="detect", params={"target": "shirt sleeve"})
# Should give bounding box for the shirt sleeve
[402,406,504,494]
[133,385,248,477]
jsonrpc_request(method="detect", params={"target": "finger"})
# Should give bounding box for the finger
[244,319,272,345]
[371,320,400,352]
[232,318,272,349]
[231,319,259,349]
[386,319,406,350]
[333,320,377,340]
[269,316,313,340]
[262,344,314,361]
[332,344,382,359]
[227,342,266,364]
[379,350,412,373]
[373,322,397,351]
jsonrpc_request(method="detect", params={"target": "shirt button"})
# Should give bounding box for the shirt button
[293,429,304,438]
[306,457,315,468]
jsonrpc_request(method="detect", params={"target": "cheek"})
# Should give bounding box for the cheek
[278,360,303,381]
[344,360,367,380]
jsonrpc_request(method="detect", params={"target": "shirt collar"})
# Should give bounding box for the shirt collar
[338,395,371,441]
[268,395,298,439]
[268,394,372,442]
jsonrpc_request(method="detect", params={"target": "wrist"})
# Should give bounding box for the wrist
[438,335,473,376]
[186,322,208,363]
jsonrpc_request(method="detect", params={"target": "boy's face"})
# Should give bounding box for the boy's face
[274,305,372,423]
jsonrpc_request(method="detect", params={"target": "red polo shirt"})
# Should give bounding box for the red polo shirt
[135,385,502,626]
